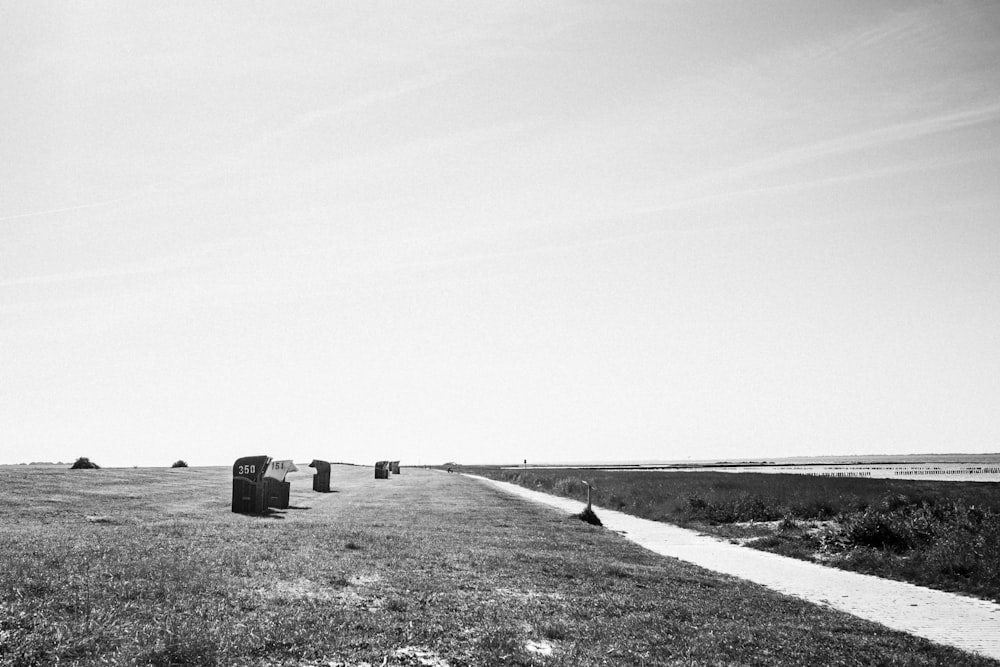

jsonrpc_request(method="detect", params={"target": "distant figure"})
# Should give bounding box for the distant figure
[447,467,453,473]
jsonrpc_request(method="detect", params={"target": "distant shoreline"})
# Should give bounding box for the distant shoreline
[500,452,1000,469]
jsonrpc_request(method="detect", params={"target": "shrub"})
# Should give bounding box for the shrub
[842,509,914,552]
[683,493,782,524]
[778,515,798,532]
[838,546,892,572]
[553,477,584,497]
[69,457,99,470]
[733,493,782,522]
[789,498,839,519]
[686,494,708,512]
[170,460,188,468]
[923,534,979,579]
[608,493,627,509]
[880,492,913,512]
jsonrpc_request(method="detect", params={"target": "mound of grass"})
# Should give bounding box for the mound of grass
[575,506,603,526]
[69,456,100,470]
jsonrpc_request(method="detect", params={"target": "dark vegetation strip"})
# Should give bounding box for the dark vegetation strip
[462,466,1000,603]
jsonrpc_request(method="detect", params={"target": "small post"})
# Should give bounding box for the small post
[575,480,602,526]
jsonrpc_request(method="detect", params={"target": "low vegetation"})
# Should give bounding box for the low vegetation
[170,460,189,468]
[465,467,1000,603]
[70,457,100,470]
[1,465,993,665]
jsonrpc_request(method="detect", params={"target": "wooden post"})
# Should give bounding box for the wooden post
[583,481,593,511]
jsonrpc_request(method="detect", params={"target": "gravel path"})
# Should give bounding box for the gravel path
[469,475,1000,662]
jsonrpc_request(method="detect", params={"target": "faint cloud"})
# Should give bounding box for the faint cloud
[728,100,1000,180]
[239,67,473,160]
[0,198,124,223]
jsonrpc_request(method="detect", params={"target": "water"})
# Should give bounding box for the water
[664,464,1000,482]
[516,460,1000,482]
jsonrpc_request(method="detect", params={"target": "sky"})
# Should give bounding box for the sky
[2,1,1000,468]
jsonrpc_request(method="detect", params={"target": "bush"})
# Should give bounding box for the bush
[554,477,585,497]
[842,509,914,552]
[789,498,839,519]
[683,492,782,524]
[171,460,188,468]
[923,534,980,579]
[778,515,798,532]
[733,493,782,522]
[69,457,99,470]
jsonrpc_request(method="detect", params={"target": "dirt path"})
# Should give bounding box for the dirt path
[468,474,1000,662]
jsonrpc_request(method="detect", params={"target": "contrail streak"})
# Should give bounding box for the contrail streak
[0,198,124,222]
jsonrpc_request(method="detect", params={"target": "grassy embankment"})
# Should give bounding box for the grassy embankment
[464,467,1000,603]
[1,465,996,666]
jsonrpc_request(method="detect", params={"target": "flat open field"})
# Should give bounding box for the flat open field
[1,465,996,666]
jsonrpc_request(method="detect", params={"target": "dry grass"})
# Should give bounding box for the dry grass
[0,465,995,666]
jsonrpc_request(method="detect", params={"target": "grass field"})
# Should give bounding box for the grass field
[463,467,1000,603]
[1,465,996,666]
